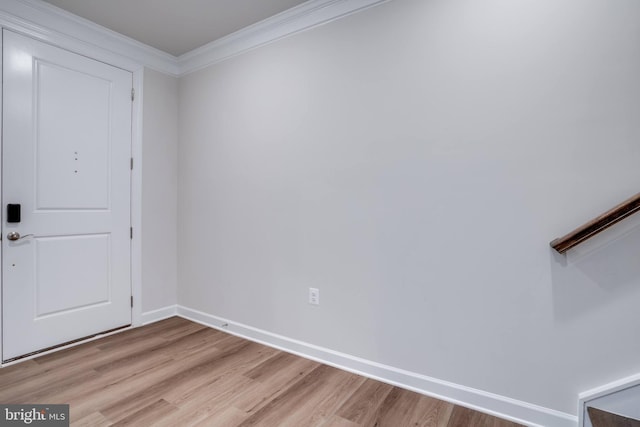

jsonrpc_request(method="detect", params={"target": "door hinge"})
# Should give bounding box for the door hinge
[131,296,133,307]
[130,227,133,239]
[130,157,134,170]
[131,88,135,101]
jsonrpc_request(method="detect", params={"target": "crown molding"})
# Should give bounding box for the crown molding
[0,0,179,75]
[0,0,389,77]
[177,0,390,75]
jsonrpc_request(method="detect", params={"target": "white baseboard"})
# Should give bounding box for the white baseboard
[141,305,177,325]
[175,305,576,427]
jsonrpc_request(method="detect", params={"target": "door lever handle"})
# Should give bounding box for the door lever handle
[7,232,33,241]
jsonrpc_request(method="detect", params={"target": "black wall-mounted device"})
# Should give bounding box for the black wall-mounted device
[7,204,21,223]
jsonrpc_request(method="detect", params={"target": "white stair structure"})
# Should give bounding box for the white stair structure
[580,375,640,427]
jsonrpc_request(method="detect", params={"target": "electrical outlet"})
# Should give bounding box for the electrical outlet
[309,288,320,305]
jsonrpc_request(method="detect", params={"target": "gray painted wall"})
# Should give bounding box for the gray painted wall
[177,0,640,416]
[142,69,178,312]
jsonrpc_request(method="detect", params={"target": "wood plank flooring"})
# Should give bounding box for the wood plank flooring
[0,317,523,426]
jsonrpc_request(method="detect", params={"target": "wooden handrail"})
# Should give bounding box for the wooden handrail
[550,192,640,254]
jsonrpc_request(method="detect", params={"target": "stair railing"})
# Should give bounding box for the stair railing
[550,192,640,254]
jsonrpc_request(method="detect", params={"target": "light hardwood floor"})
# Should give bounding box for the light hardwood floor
[0,317,523,426]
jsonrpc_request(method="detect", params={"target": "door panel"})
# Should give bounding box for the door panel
[35,59,112,210]
[2,30,132,362]
[35,234,111,317]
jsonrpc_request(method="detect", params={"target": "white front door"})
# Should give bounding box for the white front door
[2,30,132,362]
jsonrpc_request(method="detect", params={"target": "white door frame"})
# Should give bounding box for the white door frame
[0,21,144,365]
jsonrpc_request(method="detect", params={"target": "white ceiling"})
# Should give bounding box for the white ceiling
[40,0,310,57]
